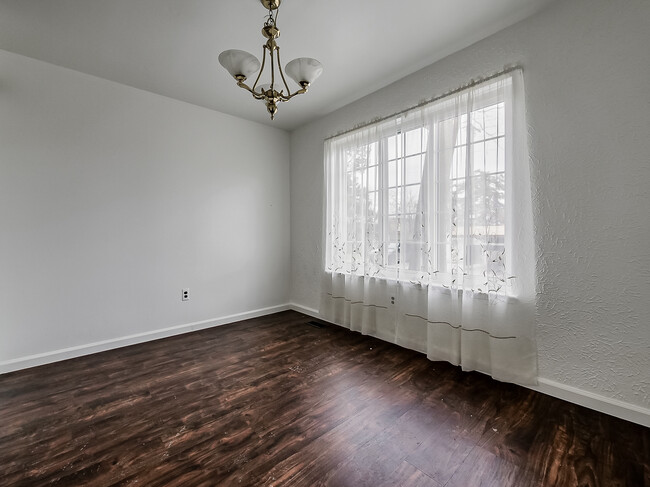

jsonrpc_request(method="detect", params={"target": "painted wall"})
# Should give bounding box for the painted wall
[0,49,290,369]
[290,0,650,412]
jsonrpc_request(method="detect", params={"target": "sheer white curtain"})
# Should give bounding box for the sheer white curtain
[321,70,537,385]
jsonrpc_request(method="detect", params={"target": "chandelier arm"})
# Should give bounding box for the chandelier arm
[251,45,268,92]
[275,47,292,97]
[236,81,266,100]
[281,88,307,101]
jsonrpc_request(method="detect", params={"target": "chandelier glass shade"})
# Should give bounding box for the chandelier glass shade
[218,0,322,120]
[218,50,261,80]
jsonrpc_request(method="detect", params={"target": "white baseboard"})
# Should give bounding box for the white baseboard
[288,302,321,320]
[0,303,291,375]
[288,302,650,427]
[4,301,648,428]
[528,378,650,428]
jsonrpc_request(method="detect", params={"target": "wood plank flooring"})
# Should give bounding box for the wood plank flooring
[1,310,648,486]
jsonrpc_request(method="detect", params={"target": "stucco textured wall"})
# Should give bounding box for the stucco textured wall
[290,0,650,409]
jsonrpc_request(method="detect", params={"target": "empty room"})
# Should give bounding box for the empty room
[1,0,648,485]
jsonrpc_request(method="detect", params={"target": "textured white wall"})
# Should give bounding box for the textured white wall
[0,49,290,364]
[290,0,650,410]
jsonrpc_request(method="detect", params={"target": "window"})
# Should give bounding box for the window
[325,73,524,296]
[322,71,537,384]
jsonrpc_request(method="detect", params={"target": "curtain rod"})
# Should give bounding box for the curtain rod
[324,65,522,141]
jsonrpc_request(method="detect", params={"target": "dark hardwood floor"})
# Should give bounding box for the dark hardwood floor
[1,311,648,486]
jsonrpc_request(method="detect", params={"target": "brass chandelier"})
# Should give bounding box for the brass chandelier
[218,0,323,120]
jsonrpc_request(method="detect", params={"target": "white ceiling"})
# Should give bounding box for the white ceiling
[0,0,556,130]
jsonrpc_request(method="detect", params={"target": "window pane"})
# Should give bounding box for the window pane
[368,165,377,191]
[458,114,468,145]
[345,149,354,172]
[386,242,398,266]
[355,219,364,240]
[405,155,422,185]
[472,142,485,175]
[405,129,421,156]
[388,159,402,188]
[404,184,421,214]
[422,127,430,153]
[485,139,498,174]
[484,105,498,139]
[346,173,354,200]
[471,109,485,142]
[439,117,456,150]
[348,170,363,194]
[368,142,378,165]
[498,103,505,136]
[452,178,465,213]
[487,173,505,226]
[468,245,485,273]
[388,216,399,241]
[452,147,467,179]
[367,191,378,221]
[354,193,364,218]
[388,188,401,214]
[353,147,368,171]
[401,214,418,242]
[497,137,505,173]
[387,134,402,160]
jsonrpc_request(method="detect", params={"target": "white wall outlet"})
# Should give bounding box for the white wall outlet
[182,288,190,301]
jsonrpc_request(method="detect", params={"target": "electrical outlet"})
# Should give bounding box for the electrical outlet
[182,288,190,301]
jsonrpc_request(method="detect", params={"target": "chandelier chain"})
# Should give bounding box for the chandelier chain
[264,5,278,29]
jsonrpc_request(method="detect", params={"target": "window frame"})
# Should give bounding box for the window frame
[326,76,514,289]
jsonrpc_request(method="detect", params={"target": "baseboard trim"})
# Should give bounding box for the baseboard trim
[288,302,320,319]
[4,302,648,427]
[528,378,650,427]
[287,302,650,427]
[0,303,291,375]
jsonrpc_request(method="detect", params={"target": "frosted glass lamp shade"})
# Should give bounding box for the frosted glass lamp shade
[219,50,261,80]
[285,58,323,86]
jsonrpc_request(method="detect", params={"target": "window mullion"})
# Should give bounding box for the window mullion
[379,137,388,269]
[464,104,473,272]
[431,122,439,275]
[398,131,406,273]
